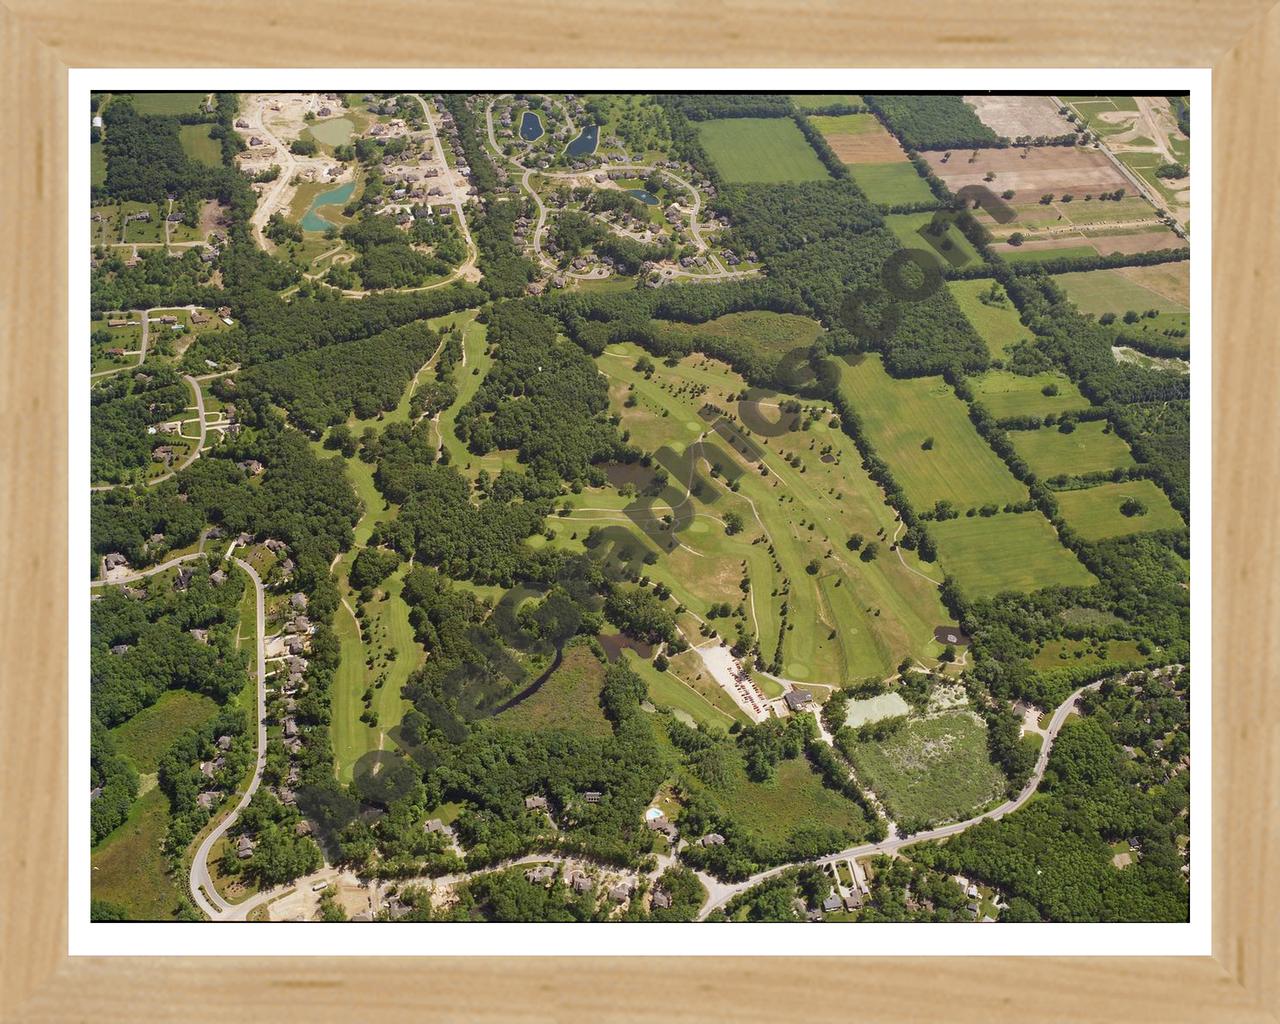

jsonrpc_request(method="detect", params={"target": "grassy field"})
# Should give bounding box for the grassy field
[1011,420,1136,479]
[653,310,824,361]
[841,711,1007,826]
[623,649,741,731]
[495,645,613,737]
[838,355,1027,510]
[791,95,864,110]
[885,212,982,269]
[697,117,831,184]
[931,512,1098,599]
[595,344,949,684]
[1053,479,1186,541]
[120,202,165,244]
[121,92,207,116]
[178,124,222,167]
[91,142,107,187]
[971,370,1091,420]
[849,162,935,205]
[1054,266,1189,319]
[946,279,1032,359]
[1031,637,1146,671]
[1000,244,1099,264]
[91,787,188,920]
[694,754,870,849]
[109,690,220,774]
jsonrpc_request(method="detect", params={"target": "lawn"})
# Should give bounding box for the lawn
[839,711,1007,827]
[120,202,164,244]
[697,117,831,184]
[624,648,741,731]
[179,124,222,167]
[495,645,613,737]
[838,354,1027,510]
[849,162,935,205]
[109,690,220,774]
[947,279,1032,359]
[885,212,982,270]
[971,370,1091,421]
[1010,420,1136,479]
[931,512,1098,599]
[91,787,188,920]
[696,754,871,851]
[91,142,107,187]
[1053,480,1186,541]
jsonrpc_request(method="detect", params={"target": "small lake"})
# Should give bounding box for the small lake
[626,188,659,205]
[519,110,544,142]
[309,117,355,147]
[844,691,910,728]
[565,124,599,157]
[301,179,356,232]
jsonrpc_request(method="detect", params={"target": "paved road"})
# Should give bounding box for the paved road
[188,555,268,920]
[695,677,1109,919]
[90,551,205,587]
[90,373,207,492]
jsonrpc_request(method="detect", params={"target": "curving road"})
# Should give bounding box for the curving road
[91,374,207,492]
[188,555,268,920]
[694,678,1108,918]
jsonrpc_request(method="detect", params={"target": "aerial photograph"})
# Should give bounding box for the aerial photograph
[87,90,1192,925]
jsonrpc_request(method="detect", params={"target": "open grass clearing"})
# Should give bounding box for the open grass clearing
[849,162,935,205]
[495,645,613,737]
[120,92,207,116]
[946,279,1032,359]
[697,117,831,184]
[1011,420,1136,479]
[840,710,1007,827]
[109,689,220,774]
[885,212,981,269]
[653,310,824,362]
[90,787,187,920]
[971,370,1091,420]
[1031,637,1147,671]
[931,512,1097,599]
[1053,479,1186,541]
[178,124,222,167]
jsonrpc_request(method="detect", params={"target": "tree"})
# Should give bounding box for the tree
[1008,232,1025,247]
[846,533,864,551]
[1120,497,1148,517]
[805,558,821,575]
[860,542,880,563]
[723,510,744,536]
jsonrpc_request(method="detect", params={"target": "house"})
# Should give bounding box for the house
[188,628,209,644]
[199,761,216,779]
[524,795,548,811]
[424,818,445,833]
[822,893,843,913]
[290,592,308,611]
[294,820,313,837]
[608,881,634,903]
[283,718,298,738]
[236,836,255,859]
[216,735,233,751]
[525,865,555,884]
[110,644,130,656]
[209,569,228,586]
[174,567,194,591]
[103,552,128,571]
[581,791,603,804]
[698,833,725,847]
[568,871,592,893]
[197,791,220,810]
[264,538,287,553]
[191,311,210,325]
[236,459,264,476]
[842,891,863,911]
[784,689,813,712]
[652,889,672,910]
[287,636,306,656]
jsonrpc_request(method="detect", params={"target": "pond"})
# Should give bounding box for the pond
[565,124,599,157]
[301,179,356,232]
[843,691,910,728]
[309,117,355,147]
[519,110,544,142]
[626,188,660,205]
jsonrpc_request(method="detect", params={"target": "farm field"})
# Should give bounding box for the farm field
[923,145,1129,198]
[838,355,1027,510]
[1053,479,1186,541]
[1055,265,1189,317]
[963,95,1074,139]
[1010,420,1137,479]
[652,310,824,362]
[946,279,1032,359]
[840,711,1007,827]
[931,512,1097,599]
[809,112,913,168]
[696,117,831,184]
[997,242,1099,264]
[120,92,207,116]
[885,212,982,269]
[850,162,935,205]
[970,370,1090,420]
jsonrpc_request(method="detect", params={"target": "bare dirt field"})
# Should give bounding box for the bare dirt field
[924,145,1129,197]
[1119,262,1190,306]
[822,125,908,164]
[963,95,1076,139]
[1091,228,1187,255]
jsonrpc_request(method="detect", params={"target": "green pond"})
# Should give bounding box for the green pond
[301,180,356,232]
[309,117,355,147]
[519,110,544,142]
[626,188,659,205]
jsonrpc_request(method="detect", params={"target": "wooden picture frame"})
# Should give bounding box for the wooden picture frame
[2,2,1276,1018]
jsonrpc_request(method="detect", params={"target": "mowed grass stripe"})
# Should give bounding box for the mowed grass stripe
[1054,479,1185,541]
[838,355,1027,510]
[932,512,1097,599]
[697,117,831,184]
[1011,420,1136,479]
